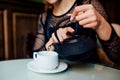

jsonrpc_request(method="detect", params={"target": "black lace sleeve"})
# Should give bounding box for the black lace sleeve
[86,0,120,63]
[100,27,120,64]
[33,13,47,52]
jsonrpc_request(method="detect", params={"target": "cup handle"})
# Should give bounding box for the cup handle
[33,52,37,60]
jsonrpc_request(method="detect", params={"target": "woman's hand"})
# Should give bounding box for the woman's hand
[70,4,112,40]
[51,27,74,43]
[45,27,74,50]
[70,4,101,29]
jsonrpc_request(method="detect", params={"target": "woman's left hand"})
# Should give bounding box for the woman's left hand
[70,4,112,40]
[70,4,102,29]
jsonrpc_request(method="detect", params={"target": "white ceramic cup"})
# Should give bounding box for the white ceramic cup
[33,51,59,70]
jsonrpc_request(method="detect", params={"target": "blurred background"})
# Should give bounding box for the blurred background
[0,0,119,60]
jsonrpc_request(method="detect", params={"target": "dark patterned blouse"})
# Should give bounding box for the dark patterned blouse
[33,0,120,63]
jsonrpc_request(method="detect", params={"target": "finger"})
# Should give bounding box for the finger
[67,13,72,16]
[57,27,74,41]
[78,11,84,15]
[75,9,94,21]
[61,32,71,40]
[65,27,75,33]
[83,22,97,29]
[51,33,58,43]
[70,4,93,21]
[79,16,97,26]
[57,30,64,42]
[56,28,67,42]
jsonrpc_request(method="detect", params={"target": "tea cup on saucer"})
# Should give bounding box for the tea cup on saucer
[33,51,59,70]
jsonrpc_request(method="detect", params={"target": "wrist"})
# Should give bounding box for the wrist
[95,17,112,40]
[95,16,104,31]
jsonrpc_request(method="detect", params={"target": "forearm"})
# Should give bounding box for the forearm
[95,16,112,41]
[90,0,112,40]
[33,37,46,52]
[99,27,120,64]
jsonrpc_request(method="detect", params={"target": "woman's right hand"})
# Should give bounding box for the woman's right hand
[45,27,74,50]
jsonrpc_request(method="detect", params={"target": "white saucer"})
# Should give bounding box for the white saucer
[27,60,68,73]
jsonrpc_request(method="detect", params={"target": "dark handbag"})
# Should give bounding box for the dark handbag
[53,17,97,61]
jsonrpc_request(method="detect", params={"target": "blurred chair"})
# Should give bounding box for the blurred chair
[25,32,36,58]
